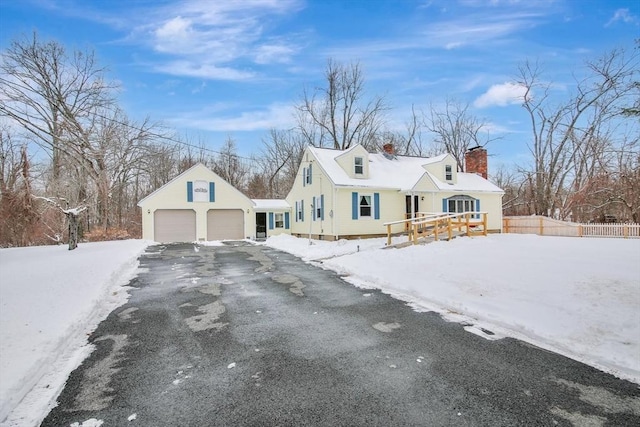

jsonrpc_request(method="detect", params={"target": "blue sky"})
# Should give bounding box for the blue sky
[1,0,638,169]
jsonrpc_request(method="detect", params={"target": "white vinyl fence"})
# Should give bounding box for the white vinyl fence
[503,216,640,239]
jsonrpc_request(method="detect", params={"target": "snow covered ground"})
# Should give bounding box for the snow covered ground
[0,234,638,426]
[0,240,150,427]
[265,234,640,384]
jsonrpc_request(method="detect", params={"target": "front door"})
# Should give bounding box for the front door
[256,212,267,239]
[405,195,419,218]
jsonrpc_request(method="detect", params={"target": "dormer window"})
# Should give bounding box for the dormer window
[445,165,453,181]
[354,157,364,175]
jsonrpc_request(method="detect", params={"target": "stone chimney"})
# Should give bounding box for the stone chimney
[465,146,488,179]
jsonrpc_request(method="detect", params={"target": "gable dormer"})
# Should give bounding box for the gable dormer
[423,153,458,185]
[335,144,369,179]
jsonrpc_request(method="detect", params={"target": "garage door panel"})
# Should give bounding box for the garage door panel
[207,209,244,240]
[154,209,196,243]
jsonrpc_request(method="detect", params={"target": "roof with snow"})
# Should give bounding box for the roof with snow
[308,146,504,193]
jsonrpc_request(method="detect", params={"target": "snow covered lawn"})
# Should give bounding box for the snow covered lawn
[265,234,640,384]
[0,240,150,426]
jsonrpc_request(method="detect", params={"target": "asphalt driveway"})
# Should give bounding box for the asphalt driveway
[41,242,640,426]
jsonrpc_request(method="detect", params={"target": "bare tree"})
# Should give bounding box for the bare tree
[212,136,249,191]
[296,59,388,150]
[0,129,36,246]
[0,33,115,182]
[258,128,306,197]
[517,47,638,218]
[426,99,498,171]
[375,105,432,156]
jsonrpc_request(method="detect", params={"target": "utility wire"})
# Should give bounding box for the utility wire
[75,108,264,162]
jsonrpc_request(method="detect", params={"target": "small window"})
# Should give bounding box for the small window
[316,196,323,220]
[359,195,372,217]
[275,213,284,228]
[297,201,303,220]
[354,157,364,175]
[305,168,311,185]
[445,165,453,181]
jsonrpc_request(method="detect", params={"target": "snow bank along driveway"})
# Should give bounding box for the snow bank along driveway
[266,234,640,384]
[0,240,150,424]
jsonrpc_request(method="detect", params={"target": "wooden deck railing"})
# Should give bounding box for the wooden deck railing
[384,212,488,246]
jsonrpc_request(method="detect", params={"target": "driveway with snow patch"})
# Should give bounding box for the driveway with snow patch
[40,242,640,426]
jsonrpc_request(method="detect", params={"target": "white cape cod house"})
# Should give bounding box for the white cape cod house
[285,144,504,240]
[138,145,503,243]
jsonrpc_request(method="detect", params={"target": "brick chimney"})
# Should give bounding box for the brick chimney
[382,143,394,155]
[465,146,488,179]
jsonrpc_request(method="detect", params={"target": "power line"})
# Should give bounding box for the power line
[91,110,260,162]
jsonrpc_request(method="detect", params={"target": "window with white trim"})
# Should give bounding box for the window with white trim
[359,194,372,217]
[275,213,284,228]
[447,195,476,213]
[297,201,303,221]
[354,157,364,175]
[445,165,453,181]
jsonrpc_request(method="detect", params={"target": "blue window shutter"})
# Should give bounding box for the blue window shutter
[320,194,325,220]
[374,193,380,219]
[475,199,480,219]
[295,201,298,222]
[269,212,274,230]
[187,181,193,202]
[303,167,306,187]
[285,212,290,229]
[301,199,304,221]
[352,192,358,220]
[312,197,316,221]
[442,198,448,213]
[209,182,215,202]
[309,163,313,185]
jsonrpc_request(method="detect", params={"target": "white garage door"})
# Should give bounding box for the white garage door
[207,209,244,240]
[154,209,196,243]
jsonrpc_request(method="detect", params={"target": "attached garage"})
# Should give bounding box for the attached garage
[139,164,289,242]
[207,209,244,240]
[154,209,196,243]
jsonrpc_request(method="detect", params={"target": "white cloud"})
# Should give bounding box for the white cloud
[254,43,298,64]
[174,103,296,132]
[425,13,541,49]
[155,16,191,41]
[146,0,302,61]
[103,0,305,80]
[605,8,638,27]
[474,82,527,108]
[155,61,255,81]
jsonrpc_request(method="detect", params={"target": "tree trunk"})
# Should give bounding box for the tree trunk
[68,212,79,250]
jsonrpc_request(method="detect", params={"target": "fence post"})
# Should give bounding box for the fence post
[539,216,544,236]
[624,224,628,239]
[504,218,509,233]
[466,213,470,236]
[483,213,488,236]
[578,224,583,238]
